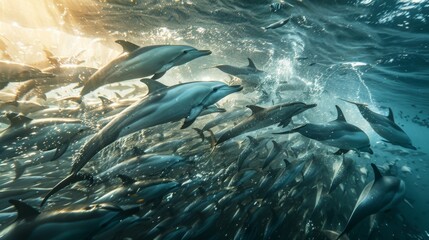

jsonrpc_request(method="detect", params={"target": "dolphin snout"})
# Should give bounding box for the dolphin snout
[199,50,212,56]
[230,84,243,92]
[306,103,317,109]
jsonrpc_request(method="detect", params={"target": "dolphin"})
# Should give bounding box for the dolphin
[94,175,179,204]
[336,163,406,239]
[0,113,89,161]
[41,81,242,206]
[216,102,316,145]
[0,60,55,89]
[262,18,290,30]
[341,99,416,150]
[275,105,373,155]
[213,58,265,87]
[80,40,211,95]
[0,200,139,240]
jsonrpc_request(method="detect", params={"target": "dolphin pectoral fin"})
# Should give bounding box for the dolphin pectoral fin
[246,105,265,115]
[181,106,204,129]
[51,142,70,161]
[273,125,305,135]
[117,174,136,186]
[41,173,90,207]
[9,199,40,221]
[334,149,350,155]
[181,117,197,129]
[370,163,383,181]
[13,161,26,180]
[151,71,166,80]
[115,39,140,53]
[278,119,291,128]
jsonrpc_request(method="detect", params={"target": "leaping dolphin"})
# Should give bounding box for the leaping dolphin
[276,105,373,155]
[41,81,242,206]
[216,102,316,145]
[80,40,212,95]
[341,99,416,150]
[336,163,406,239]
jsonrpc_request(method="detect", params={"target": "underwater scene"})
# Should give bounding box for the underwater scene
[0,0,428,239]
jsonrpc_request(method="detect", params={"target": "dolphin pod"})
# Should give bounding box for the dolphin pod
[216,102,317,145]
[80,40,212,96]
[41,81,242,206]
[276,105,373,155]
[335,163,406,239]
[341,99,416,150]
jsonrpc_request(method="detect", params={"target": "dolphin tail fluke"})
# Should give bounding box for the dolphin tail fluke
[41,173,92,207]
[338,98,368,107]
[207,129,217,149]
[193,128,205,142]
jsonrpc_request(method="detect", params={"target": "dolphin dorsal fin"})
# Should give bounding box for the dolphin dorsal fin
[117,174,136,185]
[247,58,257,69]
[140,79,168,94]
[370,163,383,181]
[387,108,395,122]
[115,40,140,53]
[6,113,32,127]
[114,92,123,99]
[9,199,40,221]
[335,105,346,122]
[98,96,113,106]
[246,105,265,115]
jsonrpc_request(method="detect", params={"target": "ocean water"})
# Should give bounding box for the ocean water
[0,0,428,239]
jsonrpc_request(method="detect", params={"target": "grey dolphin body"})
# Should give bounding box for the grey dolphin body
[263,18,290,30]
[0,113,88,161]
[0,200,139,240]
[0,61,55,89]
[336,163,405,239]
[329,156,354,193]
[214,58,265,87]
[216,102,316,145]
[276,105,373,155]
[341,99,416,150]
[80,40,211,95]
[41,81,242,206]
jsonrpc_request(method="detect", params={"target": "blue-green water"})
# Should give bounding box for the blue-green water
[0,0,428,239]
